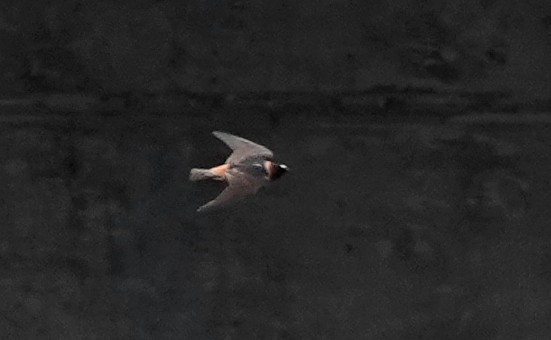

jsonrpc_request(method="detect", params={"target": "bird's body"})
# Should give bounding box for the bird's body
[190,131,288,212]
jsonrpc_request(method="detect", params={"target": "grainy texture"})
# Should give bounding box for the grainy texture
[1,106,550,339]
[0,0,550,98]
[1,0,551,338]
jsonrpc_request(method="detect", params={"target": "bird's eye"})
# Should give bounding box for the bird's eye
[252,163,263,168]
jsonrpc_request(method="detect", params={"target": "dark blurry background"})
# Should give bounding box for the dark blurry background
[1,0,551,339]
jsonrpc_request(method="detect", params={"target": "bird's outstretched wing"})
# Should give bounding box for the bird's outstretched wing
[213,131,273,164]
[196,168,263,212]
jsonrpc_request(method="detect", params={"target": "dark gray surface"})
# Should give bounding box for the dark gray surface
[1,1,551,338]
[0,0,550,98]
[1,106,550,339]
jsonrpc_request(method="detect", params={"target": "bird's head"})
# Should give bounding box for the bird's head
[268,162,288,180]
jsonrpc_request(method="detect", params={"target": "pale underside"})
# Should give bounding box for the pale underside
[196,168,264,212]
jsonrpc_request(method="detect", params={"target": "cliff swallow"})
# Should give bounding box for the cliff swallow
[190,131,288,212]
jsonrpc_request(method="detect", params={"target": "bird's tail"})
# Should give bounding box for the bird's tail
[189,168,216,181]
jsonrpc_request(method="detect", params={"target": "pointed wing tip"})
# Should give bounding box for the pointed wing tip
[212,131,232,143]
[196,201,216,213]
[212,131,227,137]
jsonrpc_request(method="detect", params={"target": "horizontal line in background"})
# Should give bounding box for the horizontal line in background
[449,113,551,124]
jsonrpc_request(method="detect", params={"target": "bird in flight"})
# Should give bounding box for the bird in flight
[190,131,288,212]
